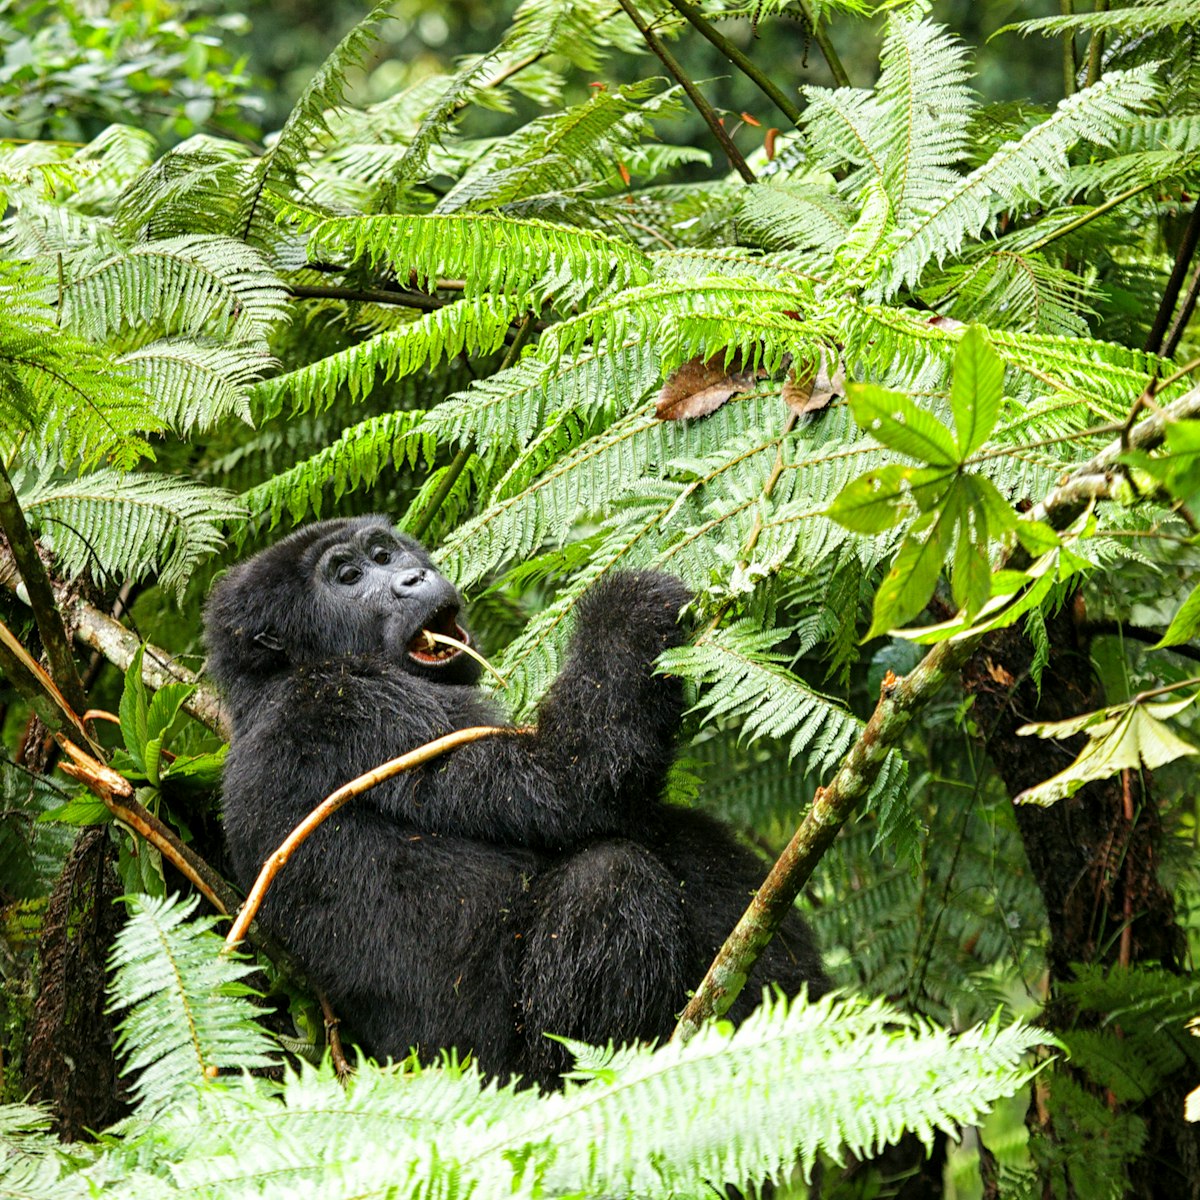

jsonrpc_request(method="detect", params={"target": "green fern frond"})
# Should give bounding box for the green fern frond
[120,338,270,433]
[0,1104,77,1200]
[251,295,522,417]
[17,468,246,599]
[538,276,817,369]
[436,80,681,212]
[114,136,255,241]
[68,123,159,210]
[0,272,160,468]
[739,181,856,259]
[419,341,661,459]
[876,18,975,223]
[663,623,862,772]
[241,410,432,528]
[536,994,1045,1194]
[236,2,394,238]
[881,66,1161,295]
[1008,2,1200,37]
[295,207,652,311]
[107,893,277,1123]
[58,235,288,345]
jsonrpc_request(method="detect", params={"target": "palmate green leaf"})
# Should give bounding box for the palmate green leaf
[826,462,952,533]
[846,381,960,466]
[118,645,151,776]
[1016,694,1200,807]
[950,325,1004,455]
[865,489,960,640]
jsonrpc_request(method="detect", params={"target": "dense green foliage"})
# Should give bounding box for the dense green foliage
[2,0,1200,1196]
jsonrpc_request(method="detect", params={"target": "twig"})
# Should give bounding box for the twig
[0,459,86,713]
[671,383,1200,1041]
[318,992,351,1078]
[1164,261,1200,361]
[1144,194,1200,355]
[0,616,98,751]
[614,0,756,184]
[288,283,450,313]
[55,737,237,915]
[664,0,802,127]
[54,735,354,1065]
[221,726,519,953]
[797,0,850,88]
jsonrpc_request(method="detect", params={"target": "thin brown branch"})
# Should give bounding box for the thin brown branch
[288,283,451,312]
[1164,260,1200,361]
[664,0,802,127]
[614,0,755,184]
[55,737,236,915]
[1145,193,1200,355]
[0,616,98,751]
[0,458,86,713]
[671,382,1200,1042]
[222,726,521,953]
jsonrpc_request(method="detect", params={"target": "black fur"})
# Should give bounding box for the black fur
[205,516,827,1086]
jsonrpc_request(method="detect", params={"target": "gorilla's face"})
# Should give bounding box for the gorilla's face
[205,517,480,690]
[308,524,475,681]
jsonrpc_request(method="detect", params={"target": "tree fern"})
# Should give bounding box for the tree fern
[293,206,653,312]
[106,893,276,1124]
[56,234,288,345]
[15,468,246,600]
[235,2,396,242]
[880,65,1161,295]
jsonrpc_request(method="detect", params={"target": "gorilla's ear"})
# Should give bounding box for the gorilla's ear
[253,628,285,652]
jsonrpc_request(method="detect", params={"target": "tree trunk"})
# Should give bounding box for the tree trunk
[963,610,1199,1198]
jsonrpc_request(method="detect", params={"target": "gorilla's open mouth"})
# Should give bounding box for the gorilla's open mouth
[407,605,470,666]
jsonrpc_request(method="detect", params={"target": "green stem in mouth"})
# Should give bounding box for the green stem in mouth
[420,630,509,689]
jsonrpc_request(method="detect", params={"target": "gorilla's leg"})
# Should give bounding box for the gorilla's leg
[519,840,693,1086]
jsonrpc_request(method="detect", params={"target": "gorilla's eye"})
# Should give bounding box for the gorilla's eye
[336,563,362,585]
[371,547,392,565]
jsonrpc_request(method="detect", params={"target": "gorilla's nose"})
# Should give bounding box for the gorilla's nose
[390,568,428,597]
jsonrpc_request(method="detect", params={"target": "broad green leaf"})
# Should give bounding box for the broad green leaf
[866,491,961,639]
[1016,696,1199,807]
[119,645,149,775]
[960,472,1018,537]
[847,382,960,467]
[825,463,952,533]
[1157,581,1200,649]
[950,325,1004,456]
[951,507,992,617]
[142,682,197,787]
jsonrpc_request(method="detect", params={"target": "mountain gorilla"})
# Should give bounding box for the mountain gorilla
[205,516,827,1085]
